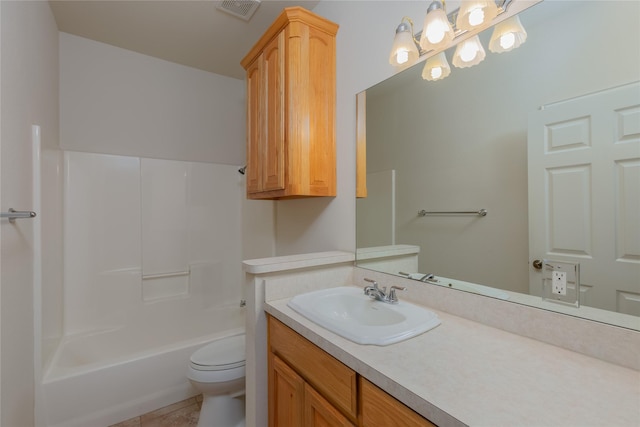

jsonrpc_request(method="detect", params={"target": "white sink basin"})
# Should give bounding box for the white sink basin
[287,286,441,346]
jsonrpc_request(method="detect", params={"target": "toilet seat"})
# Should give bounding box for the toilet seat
[190,334,245,372]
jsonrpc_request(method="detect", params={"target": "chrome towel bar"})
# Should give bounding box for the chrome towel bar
[418,209,487,217]
[1,208,37,223]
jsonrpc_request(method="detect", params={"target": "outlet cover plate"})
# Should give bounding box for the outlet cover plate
[542,260,580,307]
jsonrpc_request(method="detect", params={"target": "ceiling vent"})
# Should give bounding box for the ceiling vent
[216,0,261,21]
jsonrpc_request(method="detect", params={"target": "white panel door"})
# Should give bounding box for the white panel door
[528,82,640,314]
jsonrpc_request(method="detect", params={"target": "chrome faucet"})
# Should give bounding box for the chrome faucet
[363,278,406,304]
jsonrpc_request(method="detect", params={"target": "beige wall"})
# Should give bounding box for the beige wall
[1,1,59,426]
[60,32,245,164]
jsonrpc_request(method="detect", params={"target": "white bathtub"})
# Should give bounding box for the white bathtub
[42,305,245,427]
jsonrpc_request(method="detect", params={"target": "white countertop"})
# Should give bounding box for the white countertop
[265,287,640,427]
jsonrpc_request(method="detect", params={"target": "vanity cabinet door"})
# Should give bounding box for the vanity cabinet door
[360,378,436,427]
[304,383,356,427]
[269,353,304,427]
[268,316,358,420]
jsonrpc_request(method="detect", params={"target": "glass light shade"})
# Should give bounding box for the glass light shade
[419,6,455,52]
[489,15,528,53]
[456,0,499,32]
[389,24,420,67]
[422,52,451,81]
[452,35,486,68]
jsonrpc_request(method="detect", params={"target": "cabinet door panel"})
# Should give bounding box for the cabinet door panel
[304,383,355,427]
[361,378,436,427]
[262,32,285,192]
[305,26,336,195]
[269,354,304,427]
[268,317,358,419]
[245,58,263,194]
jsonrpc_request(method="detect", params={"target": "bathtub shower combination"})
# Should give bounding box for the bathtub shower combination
[39,150,246,427]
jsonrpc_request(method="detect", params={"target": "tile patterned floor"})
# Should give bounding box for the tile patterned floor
[109,395,202,427]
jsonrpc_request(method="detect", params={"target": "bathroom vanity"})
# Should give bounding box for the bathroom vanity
[243,252,640,427]
[268,315,434,426]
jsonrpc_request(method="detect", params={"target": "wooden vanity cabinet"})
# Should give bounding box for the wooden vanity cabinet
[241,7,338,200]
[267,315,436,427]
[269,351,355,426]
[268,315,357,426]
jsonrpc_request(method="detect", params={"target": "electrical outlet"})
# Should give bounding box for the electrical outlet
[552,271,567,295]
[542,260,579,307]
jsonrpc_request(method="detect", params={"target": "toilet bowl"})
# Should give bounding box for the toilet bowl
[187,334,246,427]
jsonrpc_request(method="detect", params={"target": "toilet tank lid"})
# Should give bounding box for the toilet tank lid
[190,334,245,367]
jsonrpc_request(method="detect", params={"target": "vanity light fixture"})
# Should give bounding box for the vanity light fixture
[387,0,528,80]
[419,0,455,52]
[489,15,527,53]
[452,35,486,68]
[389,17,420,67]
[456,0,499,32]
[422,52,451,81]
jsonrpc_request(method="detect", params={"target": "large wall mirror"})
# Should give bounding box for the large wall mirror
[356,0,640,330]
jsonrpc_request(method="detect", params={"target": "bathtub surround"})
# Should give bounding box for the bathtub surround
[64,151,240,317]
[40,148,65,369]
[244,252,640,426]
[38,151,246,427]
[62,152,243,334]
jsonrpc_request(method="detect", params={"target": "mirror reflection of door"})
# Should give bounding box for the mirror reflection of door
[528,81,640,315]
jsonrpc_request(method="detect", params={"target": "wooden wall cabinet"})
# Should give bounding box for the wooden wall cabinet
[267,315,435,427]
[241,8,338,200]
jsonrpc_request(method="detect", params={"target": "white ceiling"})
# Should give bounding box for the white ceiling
[49,0,320,80]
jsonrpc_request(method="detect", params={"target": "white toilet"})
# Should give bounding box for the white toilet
[188,334,246,427]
